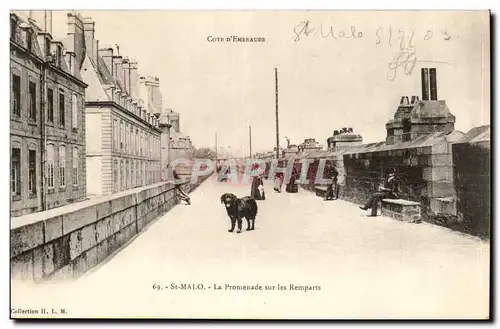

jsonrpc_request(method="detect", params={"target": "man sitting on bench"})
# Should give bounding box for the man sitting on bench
[359,168,399,216]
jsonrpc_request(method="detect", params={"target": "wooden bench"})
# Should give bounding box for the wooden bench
[381,199,422,223]
[315,186,328,197]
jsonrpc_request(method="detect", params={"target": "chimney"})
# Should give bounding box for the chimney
[421,68,430,100]
[129,59,140,100]
[348,127,353,133]
[83,17,95,60]
[99,47,114,74]
[93,39,99,62]
[333,130,339,136]
[342,127,348,133]
[400,96,410,105]
[411,95,419,104]
[429,68,438,100]
[113,55,124,83]
[122,57,131,95]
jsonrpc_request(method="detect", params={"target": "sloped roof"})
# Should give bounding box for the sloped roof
[343,131,460,155]
[455,125,490,144]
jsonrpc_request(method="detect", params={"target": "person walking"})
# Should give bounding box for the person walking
[359,168,400,216]
[171,167,191,205]
[250,163,266,200]
[274,171,284,193]
[285,165,299,193]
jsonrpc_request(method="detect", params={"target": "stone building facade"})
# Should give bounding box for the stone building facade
[158,108,194,177]
[10,11,88,217]
[81,17,162,197]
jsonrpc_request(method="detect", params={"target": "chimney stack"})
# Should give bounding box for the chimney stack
[400,96,410,105]
[122,57,131,95]
[129,59,140,100]
[83,17,95,60]
[333,130,339,136]
[113,55,124,84]
[348,127,353,133]
[429,68,438,100]
[411,95,419,104]
[421,68,430,100]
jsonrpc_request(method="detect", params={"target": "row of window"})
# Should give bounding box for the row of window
[11,72,80,129]
[112,94,159,129]
[11,144,80,198]
[113,118,161,159]
[113,159,161,193]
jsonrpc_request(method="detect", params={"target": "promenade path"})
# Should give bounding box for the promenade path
[12,176,490,319]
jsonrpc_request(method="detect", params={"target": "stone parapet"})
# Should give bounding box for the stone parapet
[11,175,209,284]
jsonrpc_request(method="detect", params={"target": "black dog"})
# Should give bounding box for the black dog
[220,193,258,233]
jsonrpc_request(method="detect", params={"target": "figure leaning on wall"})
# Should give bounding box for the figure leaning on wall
[169,165,191,205]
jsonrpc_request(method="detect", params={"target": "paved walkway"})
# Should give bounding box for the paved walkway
[13,176,490,319]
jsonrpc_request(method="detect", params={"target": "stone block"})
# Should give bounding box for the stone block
[96,201,112,220]
[69,223,96,260]
[52,235,70,271]
[47,264,73,282]
[11,221,44,257]
[430,154,453,166]
[431,141,450,155]
[62,205,97,235]
[418,155,431,166]
[137,217,145,232]
[137,202,147,219]
[32,244,55,281]
[136,190,148,205]
[110,194,136,215]
[96,239,109,263]
[44,215,63,243]
[81,224,97,253]
[106,233,118,255]
[109,211,124,235]
[72,254,87,278]
[114,229,126,249]
[427,181,455,198]
[430,197,456,215]
[431,166,453,182]
[95,217,111,244]
[11,252,34,282]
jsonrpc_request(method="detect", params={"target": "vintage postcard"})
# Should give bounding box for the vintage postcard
[9,9,490,319]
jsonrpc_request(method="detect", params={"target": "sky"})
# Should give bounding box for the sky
[47,10,490,156]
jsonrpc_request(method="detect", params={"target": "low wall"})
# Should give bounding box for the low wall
[453,140,491,238]
[342,134,459,219]
[10,175,208,284]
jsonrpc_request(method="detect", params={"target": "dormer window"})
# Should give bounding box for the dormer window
[56,45,62,67]
[10,19,16,40]
[45,38,51,57]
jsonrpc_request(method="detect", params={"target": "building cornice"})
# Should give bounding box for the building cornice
[10,40,43,64]
[47,63,88,88]
[86,101,162,133]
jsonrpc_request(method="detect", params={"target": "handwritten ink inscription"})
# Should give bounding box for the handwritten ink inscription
[293,20,455,44]
[293,20,454,81]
